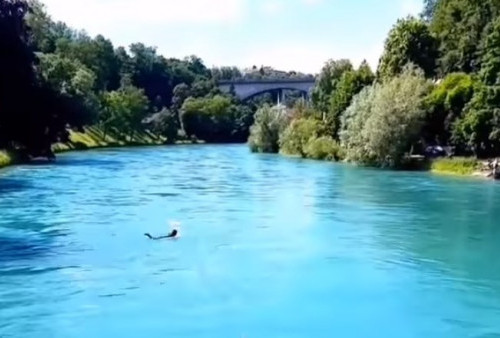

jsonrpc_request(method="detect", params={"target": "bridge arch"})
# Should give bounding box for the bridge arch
[242,87,310,103]
[218,79,315,101]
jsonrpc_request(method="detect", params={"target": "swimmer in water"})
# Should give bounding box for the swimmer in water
[145,221,180,240]
[144,229,178,240]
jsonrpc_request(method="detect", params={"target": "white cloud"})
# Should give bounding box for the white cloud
[42,0,247,34]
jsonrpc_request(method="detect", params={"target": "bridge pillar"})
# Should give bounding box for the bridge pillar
[277,89,286,107]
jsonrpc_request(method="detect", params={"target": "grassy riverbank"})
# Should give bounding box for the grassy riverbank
[430,158,483,176]
[52,126,166,153]
[0,127,167,170]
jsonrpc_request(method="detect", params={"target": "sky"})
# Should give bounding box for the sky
[40,0,423,74]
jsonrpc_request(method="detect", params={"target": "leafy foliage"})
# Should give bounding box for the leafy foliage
[452,85,500,156]
[0,0,72,156]
[248,105,289,153]
[341,68,433,167]
[181,95,251,143]
[377,17,438,80]
[279,118,326,157]
[423,73,477,145]
[144,108,179,144]
[101,86,149,140]
[328,61,375,137]
[430,0,500,74]
[312,59,353,113]
[480,17,500,85]
[304,136,343,161]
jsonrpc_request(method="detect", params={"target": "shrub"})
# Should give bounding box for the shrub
[279,118,325,156]
[304,136,343,161]
[340,66,433,167]
[248,105,289,153]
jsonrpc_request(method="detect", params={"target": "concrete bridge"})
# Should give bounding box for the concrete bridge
[218,78,316,101]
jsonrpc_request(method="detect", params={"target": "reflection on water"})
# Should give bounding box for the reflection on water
[1,145,500,338]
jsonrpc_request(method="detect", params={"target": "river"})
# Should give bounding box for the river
[1,145,500,337]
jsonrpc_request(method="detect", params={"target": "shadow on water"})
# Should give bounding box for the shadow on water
[0,178,32,193]
[0,235,54,262]
[0,222,69,264]
[27,157,124,168]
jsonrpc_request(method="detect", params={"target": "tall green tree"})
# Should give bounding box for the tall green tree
[101,85,150,140]
[480,17,500,85]
[311,59,353,113]
[430,0,500,74]
[328,60,375,137]
[377,16,438,80]
[424,73,476,145]
[0,0,71,155]
[452,85,500,156]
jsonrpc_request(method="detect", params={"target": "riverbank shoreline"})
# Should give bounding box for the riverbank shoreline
[2,138,497,182]
[429,157,499,179]
[0,126,201,171]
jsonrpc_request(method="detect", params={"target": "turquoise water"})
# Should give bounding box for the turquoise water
[1,145,500,338]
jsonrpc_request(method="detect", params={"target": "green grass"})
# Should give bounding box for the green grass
[0,150,12,168]
[52,126,166,153]
[430,157,481,176]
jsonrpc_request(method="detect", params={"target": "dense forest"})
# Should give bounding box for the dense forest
[2,0,500,169]
[0,0,310,159]
[250,0,500,168]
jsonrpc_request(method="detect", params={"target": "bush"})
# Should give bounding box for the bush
[279,118,325,156]
[181,95,251,143]
[304,136,343,161]
[340,66,433,167]
[248,105,289,153]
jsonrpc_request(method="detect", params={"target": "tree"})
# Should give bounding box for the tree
[101,85,150,140]
[328,60,375,137]
[128,43,172,109]
[452,85,500,156]
[481,17,500,85]
[171,83,191,113]
[279,118,326,157]
[38,53,99,125]
[180,95,249,142]
[0,0,71,156]
[377,16,438,80]
[144,108,179,144]
[424,73,476,145]
[248,105,289,153]
[421,0,438,22]
[55,33,121,91]
[341,67,433,167]
[311,59,353,113]
[211,66,242,81]
[430,0,500,74]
